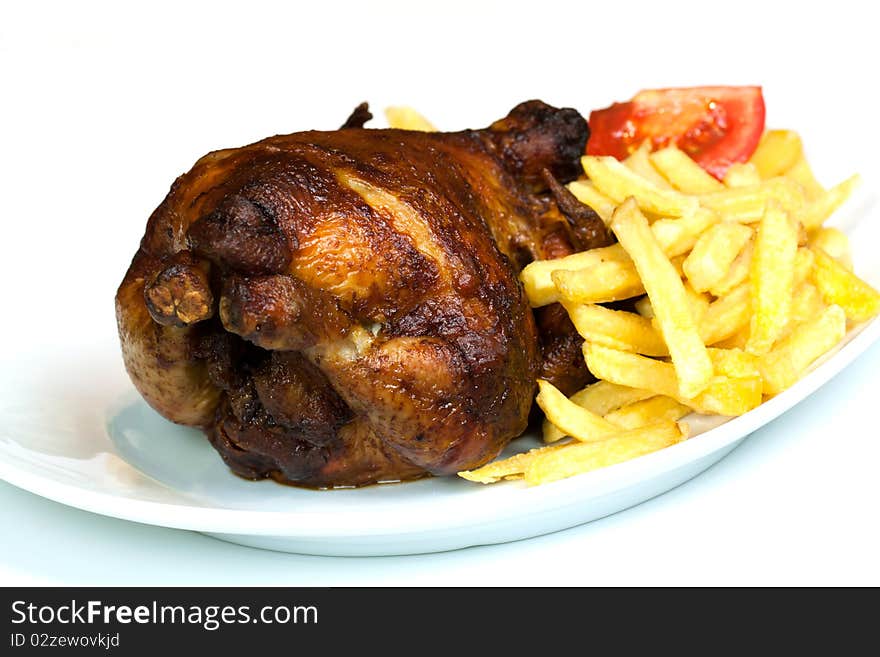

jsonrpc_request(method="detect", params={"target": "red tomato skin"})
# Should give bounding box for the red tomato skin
[586,87,765,180]
[586,101,639,161]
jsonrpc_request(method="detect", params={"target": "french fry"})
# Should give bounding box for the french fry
[566,381,655,416]
[699,177,806,222]
[581,155,698,217]
[543,382,655,443]
[459,441,572,483]
[384,106,436,131]
[567,180,617,224]
[651,207,720,257]
[682,222,753,293]
[708,238,754,297]
[651,284,709,335]
[542,419,565,444]
[634,295,654,318]
[564,302,668,356]
[650,146,724,194]
[783,282,826,337]
[750,130,803,178]
[524,421,687,486]
[670,253,687,277]
[535,379,620,443]
[759,305,847,395]
[723,162,762,188]
[746,202,799,355]
[583,343,762,416]
[700,283,752,344]
[604,396,691,430]
[810,247,880,322]
[519,243,630,307]
[611,199,713,398]
[551,262,645,305]
[712,328,750,351]
[707,347,760,378]
[699,188,764,222]
[625,140,675,189]
[684,283,711,325]
[801,175,861,230]
[793,247,815,286]
[694,374,764,416]
[584,343,680,398]
[809,227,853,271]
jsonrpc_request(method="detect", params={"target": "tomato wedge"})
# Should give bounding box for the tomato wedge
[587,86,766,180]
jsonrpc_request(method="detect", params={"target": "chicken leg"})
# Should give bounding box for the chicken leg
[115,100,609,487]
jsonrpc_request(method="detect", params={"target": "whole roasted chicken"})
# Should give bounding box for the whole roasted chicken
[116,101,610,487]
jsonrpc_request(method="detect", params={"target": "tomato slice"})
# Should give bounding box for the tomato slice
[587,86,766,180]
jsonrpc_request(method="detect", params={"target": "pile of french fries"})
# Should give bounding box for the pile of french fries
[460,130,880,487]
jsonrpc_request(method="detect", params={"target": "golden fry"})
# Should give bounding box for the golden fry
[519,243,630,307]
[793,247,815,286]
[723,162,762,188]
[801,175,860,230]
[708,238,754,297]
[746,202,798,355]
[749,130,803,179]
[684,283,711,325]
[536,379,620,443]
[551,262,645,305]
[634,295,654,318]
[701,283,752,345]
[712,329,750,351]
[625,141,675,189]
[651,207,720,257]
[694,375,764,416]
[707,347,760,378]
[543,382,655,443]
[566,380,655,417]
[780,282,826,340]
[524,421,687,486]
[583,343,762,416]
[611,199,712,398]
[581,155,698,217]
[458,441,572,483]
[809,227,852,270]
[650,146,724,194]
[584,343,680,398]
[564,302,668,356]
[699,177,806,222]
[604,396,692,430]
[683,222,754,293]
[810,247,880,322]
[384,106,436,131]
[759,304,846,395]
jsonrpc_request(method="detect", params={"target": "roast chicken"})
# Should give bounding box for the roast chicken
[116,100,610,488]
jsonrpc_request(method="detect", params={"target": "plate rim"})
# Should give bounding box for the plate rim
[1,314,878,538]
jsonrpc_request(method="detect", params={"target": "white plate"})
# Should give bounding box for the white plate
[1,178,877,559]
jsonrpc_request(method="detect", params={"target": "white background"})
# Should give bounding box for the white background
[1,0,878,585]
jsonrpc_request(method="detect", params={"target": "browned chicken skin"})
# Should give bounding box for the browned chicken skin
[116,100,610,488]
